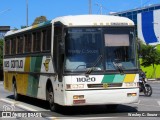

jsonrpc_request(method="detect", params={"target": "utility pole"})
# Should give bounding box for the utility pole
[26,0,28,27]
[89,0,92,14]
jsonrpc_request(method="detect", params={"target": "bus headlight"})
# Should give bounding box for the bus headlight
[73,95,84,99]
[124,82,138,87]
[127,93,137,97]
[66,84,84,89]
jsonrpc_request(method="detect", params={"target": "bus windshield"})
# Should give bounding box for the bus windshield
[104,27,137,70]
[65,28,103,71]
[64,27,137,72]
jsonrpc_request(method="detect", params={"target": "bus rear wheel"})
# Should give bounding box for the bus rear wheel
[47,86,58,111]
[13,81,19,100]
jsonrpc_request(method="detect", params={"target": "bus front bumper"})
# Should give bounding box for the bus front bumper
[63,88,139,106]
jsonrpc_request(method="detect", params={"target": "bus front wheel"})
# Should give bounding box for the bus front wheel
[47,86,58,111]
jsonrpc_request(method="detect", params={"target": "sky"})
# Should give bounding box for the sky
[0,0,160,29]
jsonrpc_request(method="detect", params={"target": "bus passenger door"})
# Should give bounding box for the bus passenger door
[53,23,66,105]
[53,23,65,82]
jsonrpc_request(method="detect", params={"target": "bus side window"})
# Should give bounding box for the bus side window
[25,33,32,53]
[42,28,51,51]
[5,39,10,55]
[17,36,24,54]
[11,37,16,55]
[33,31,41,52]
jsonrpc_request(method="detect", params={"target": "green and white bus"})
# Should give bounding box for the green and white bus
[3,15,139,111]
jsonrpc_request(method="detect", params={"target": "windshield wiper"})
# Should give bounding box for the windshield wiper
[85,55,103,77]
[113,60,124,74]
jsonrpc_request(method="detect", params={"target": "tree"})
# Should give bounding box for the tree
[139,43,160,79]
[32,16,47,25]
[0,39,3,69]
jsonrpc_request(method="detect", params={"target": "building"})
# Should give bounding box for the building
[0,26,10,39]
[111,4,160,45]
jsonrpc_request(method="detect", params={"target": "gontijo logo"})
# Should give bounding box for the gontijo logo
[43,59,50,71]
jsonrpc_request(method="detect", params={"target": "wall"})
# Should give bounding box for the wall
[137,9,160,45]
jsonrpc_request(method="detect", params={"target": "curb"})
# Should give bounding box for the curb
[147,79,160,81]
[147,79,156,81]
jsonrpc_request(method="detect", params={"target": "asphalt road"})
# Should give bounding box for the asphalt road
[0,81,160,120]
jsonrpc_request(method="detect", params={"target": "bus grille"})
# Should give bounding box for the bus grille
[87,83,122,88]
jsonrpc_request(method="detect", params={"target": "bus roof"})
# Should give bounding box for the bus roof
[5,15,134,37]
[5,20,51,37]
[52,15,134,27]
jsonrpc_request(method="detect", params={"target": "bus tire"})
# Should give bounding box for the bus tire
[13,81,19,100]
[47,86,58,111]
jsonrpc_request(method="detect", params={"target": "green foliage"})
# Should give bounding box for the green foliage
[140,44,160,68]
[139,43,160,79]
[13,27,18,30]
[0,39,3,69]
[32,16,47,25]
[140,45,160,78]
[157,44,160,51]
[140,61,160,79]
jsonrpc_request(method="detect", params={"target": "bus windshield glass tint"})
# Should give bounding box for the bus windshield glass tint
[104,27,137,70]
[65,28,103,71]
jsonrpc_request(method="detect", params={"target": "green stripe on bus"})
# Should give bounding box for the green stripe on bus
[30,57,43,72]
[27,74,32,96]
[112,74,125,83]
[27,75,39,97]
[102,75,115,83]
[27,57,42,97]
[30,57,36,72]
[35,57,43,72]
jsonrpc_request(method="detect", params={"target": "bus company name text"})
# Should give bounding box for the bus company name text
[4,60,23,68]
[77,77,96,82]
